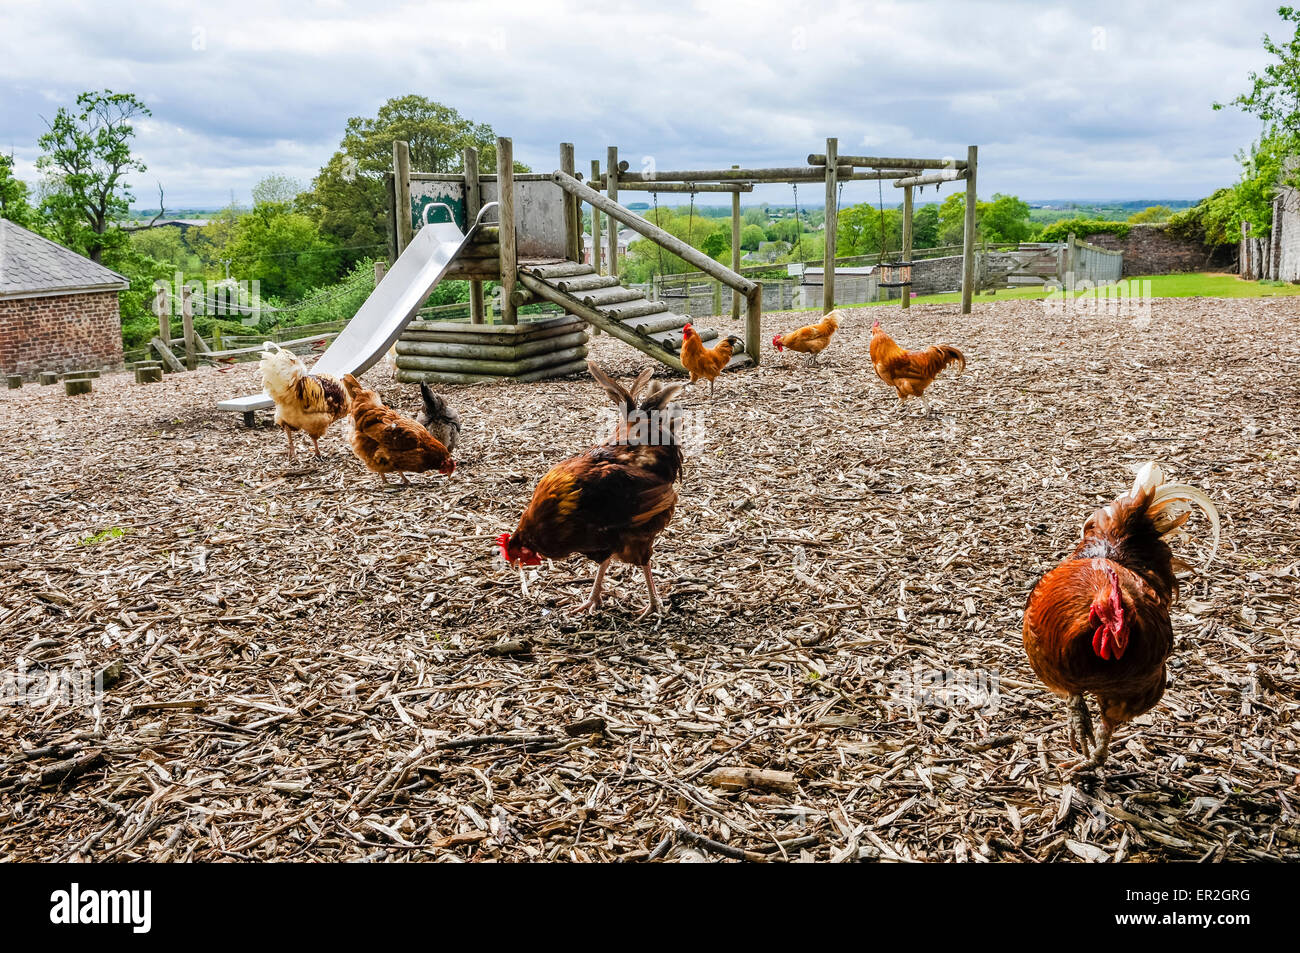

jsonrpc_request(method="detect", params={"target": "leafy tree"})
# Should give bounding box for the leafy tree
[1214,6,1300,142]
[837,203,902,257]
[937,194,968,245]
[0,153,38,228]
[1128,205,1174,223]
[225,202,339,300]
[253,173,305,207]
[742,206,768,227]
[911,204,939,248]
[980,193,1035,243]
[35,90,152,262]
[300,95,526,275]
[700,231,729,258]
[740,223,766,250]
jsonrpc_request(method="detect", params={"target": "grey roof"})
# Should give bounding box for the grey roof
[0,220,129,299]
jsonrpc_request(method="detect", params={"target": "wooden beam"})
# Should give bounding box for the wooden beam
[150,337,185,372]
[607,146,620,278]
[551,171,758,297]
[464,146,486,325]
[893,169,968,188]
[745,286,762,367]
[617,166,851,184]
[604,182,755,193]
[393,140,412,254]
[731,167,742,321]
[960,145,978,315]
[497,137,517,324]
[808,153,968,171]
[901,185,913,311]
[823,137,838,314]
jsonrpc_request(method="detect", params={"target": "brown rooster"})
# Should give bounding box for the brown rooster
[1022,463,1220,771]
[342,374,455,486]
[869,320,965,416]
[680,323,740,397]
[498,363,683,619]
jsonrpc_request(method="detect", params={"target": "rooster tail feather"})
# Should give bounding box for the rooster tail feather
[1130,462,1221,569]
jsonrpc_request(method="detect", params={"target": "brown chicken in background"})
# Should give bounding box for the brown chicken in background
[342,374,455,486]
[498,363,684,620]
[869,320,965,416]
[680,323,740,397]
[259,342,350,460]
[1022,463,1220,771]
[772,310,839,363]
[416,383,462,454]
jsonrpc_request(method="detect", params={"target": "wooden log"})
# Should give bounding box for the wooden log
[384,171,398,264]
[627,312,690,335]
[442,263,502,280]
[961,145,978,315]
[64,378,92,396]
[393,140,413,254]
[607,182,755,193]
[731,171,742,320]
[581,286,643,307]
[468,225,499,243]
[552,171,758,296]
[457,243,501,258]
[807,153,968,170]
[508,287,540,307]
[497,137,517,324]
[396,343,589,377]
[901,184,913,311]
[703,766,798,793]
[616,166,852,183]
[406,314,581,335]
[397,330,588,362]
[823,137,838,313]
[607,145,620,278]
[597,299,671,321]
[60,370,100,379]
[523,261,595,279]
[517,272,687,373]
[135,367,163,384]
[401,324,579,347]
[6,374,21,389]
[555,273,620,293]
[150,337,186,372]
[396,356,589,386]
[746,285,763,366]
[182,286,197,370]
[589,159,603,277]
[463,145,482,224]
[39,371,58,385]
[153,282,169,348]
[893,168,967,188]
[560,142,580,262]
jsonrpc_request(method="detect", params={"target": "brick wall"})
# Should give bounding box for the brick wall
[0,290,124,379]
[1082,224,1231,277]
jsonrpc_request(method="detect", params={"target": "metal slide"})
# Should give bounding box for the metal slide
[217,204,494,417]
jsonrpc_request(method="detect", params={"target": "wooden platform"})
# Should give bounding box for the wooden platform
[394,314,589,385]
[514,262,752,374]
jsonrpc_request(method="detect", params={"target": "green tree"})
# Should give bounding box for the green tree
[1214,6,1300,142]
[35,90,152,262]
[253,173,305,207]
[740,223,766,250]
[937,193,968,245]
[1128,205,1174,224]
[226,202,339,300]
[0,153,38,228]
[300,95,526,275]
[837,203,902,257]
[911,204,939,248]
[980,193,1034,242]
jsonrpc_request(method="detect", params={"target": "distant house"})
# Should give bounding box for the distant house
[582,228,640,266]
[741,240,792,264]
[0,220,128,379]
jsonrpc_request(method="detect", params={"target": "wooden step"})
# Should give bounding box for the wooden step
[524,262,595,279]
[651,326,718,351]
[554,274,621,293]
[582,286,644,307]
[597,300,670,320]
[623,313,690,335]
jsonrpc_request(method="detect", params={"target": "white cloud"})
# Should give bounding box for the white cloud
[0,0,1282,205]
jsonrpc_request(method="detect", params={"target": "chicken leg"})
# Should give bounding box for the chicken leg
[1074,719,1115,772]
[309,434,324,458]
[1066,693,1095,755]
[282,423,297,460]
[570,557,612,614]
[635,562,663,621]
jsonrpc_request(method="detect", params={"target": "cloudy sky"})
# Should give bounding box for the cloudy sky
[0,0,1284,207]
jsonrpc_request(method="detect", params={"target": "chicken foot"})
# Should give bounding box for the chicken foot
[282,423,297,460]
[635,563,663,621]
[1073,720,1115,772]
[1066,693,1095,754]
[570,557,612,614]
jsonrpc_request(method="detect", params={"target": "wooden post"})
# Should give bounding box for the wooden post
[960,145,978,314]
[393,140,413,255]
[745,285,762,367]
[713,280,722,316]
[901,184,913,310]
[1066,231,1077,284]
[497,137,518,325]
[384,171,398,264]
[606,146,620,278]
[560,143,579,262]
[823,137,838,313]
[464,146,486,325]
[731,165,742,320]
[590,159,603,274]
[154,283,169,349]
[182,286,196,371]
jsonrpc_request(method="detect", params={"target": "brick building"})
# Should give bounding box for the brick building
[0,220,128,379]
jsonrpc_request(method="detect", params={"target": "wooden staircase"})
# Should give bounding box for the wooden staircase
[515,262,753,374]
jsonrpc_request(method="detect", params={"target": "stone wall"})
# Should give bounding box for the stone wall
[909,255,964,294]
[1082,224,1230,276]
[0,290,124,379]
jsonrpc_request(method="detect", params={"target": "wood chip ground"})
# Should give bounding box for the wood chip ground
[1,298,1298,862]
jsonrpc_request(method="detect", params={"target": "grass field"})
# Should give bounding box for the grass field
[872,272,1300,308]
